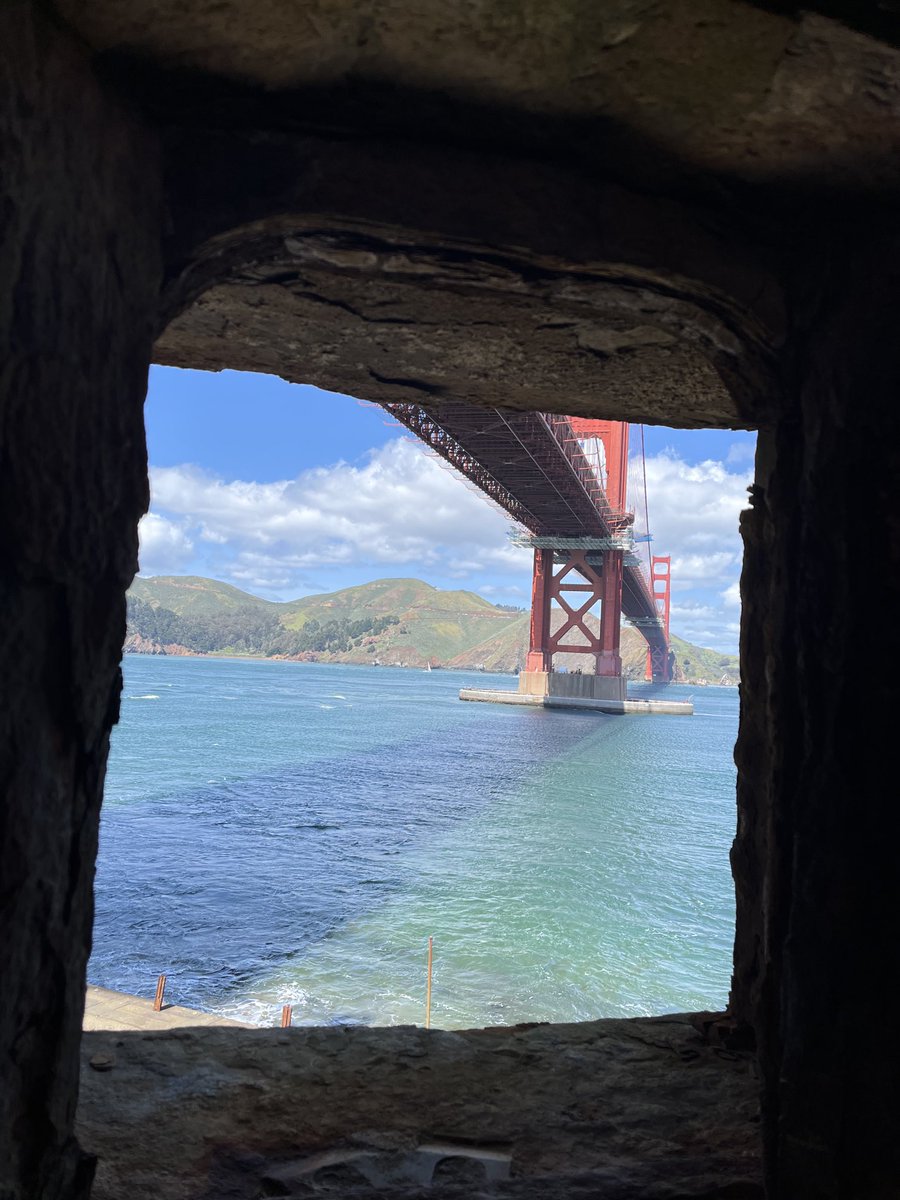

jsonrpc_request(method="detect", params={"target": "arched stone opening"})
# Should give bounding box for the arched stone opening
[2,3,899,1197]
[154,163,783,432]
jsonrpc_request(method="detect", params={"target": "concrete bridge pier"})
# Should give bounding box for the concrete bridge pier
[517,669,627,704]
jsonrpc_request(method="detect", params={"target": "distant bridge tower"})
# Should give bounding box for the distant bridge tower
[520,420,632,703]
[644,555,672,682]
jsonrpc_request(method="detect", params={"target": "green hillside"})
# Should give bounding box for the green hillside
[129,575,275,618]
[279,578,495,630]
[669,634,740,685]
[126,574,739,683]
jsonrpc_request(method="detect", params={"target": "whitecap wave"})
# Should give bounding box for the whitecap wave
[219,990,313,1028]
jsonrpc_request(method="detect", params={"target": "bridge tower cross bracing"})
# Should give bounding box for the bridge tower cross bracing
[520,420,631,703]
[524,546,624,678]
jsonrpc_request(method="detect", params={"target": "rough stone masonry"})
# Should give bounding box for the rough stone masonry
[2,2,900,1197]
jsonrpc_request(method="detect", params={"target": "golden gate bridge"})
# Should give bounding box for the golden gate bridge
[383,402,674,707]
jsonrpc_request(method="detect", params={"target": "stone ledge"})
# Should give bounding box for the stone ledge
[77,1014,760,1199]
[84,985,251,1032]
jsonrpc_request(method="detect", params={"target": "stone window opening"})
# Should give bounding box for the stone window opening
[2,5,898,1196]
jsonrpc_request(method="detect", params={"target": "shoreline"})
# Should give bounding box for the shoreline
[122,651,738,688]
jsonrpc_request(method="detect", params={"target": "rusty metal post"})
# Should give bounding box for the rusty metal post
[153,974,167,1012]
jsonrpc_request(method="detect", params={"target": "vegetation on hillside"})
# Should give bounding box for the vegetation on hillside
[126,595,398,657]
[668,634,740,685]
[126,574,739,683]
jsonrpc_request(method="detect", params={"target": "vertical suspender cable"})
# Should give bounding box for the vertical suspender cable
[640,425,652,573]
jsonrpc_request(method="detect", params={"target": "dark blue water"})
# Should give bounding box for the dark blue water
[91,657,738,1028]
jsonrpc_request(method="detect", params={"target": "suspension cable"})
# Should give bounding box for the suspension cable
[640,425,652,573]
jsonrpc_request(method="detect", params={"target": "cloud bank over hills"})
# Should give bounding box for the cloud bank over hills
[139,435,753,654]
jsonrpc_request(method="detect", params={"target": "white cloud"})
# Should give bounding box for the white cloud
[628,449,753,652]
[143,433,752,653]
[147,439,530,593]
[672,550,742,580]
[137,513,194,573]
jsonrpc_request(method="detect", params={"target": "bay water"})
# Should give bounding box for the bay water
[91,656,738,1028]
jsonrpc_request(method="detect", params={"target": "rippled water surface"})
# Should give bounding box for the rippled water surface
[92,656,738,1028]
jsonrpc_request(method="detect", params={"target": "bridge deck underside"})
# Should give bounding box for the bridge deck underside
[384,401,667,657]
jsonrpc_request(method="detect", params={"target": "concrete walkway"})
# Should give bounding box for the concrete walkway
[84,985,250,1031]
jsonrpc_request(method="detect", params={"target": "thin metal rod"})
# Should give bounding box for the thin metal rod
[425,937,434,1029]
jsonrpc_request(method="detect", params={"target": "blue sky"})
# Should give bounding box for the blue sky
[140,366,756,652]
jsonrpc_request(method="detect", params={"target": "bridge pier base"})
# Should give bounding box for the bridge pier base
[518,670,626,702]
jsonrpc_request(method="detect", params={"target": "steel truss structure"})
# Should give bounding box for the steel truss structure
[383,401,669,674]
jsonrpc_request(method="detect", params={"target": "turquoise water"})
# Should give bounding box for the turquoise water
[91,656,738,1029]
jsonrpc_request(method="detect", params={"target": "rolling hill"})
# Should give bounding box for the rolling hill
[128,575,273,617]
[126,575,739,684]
